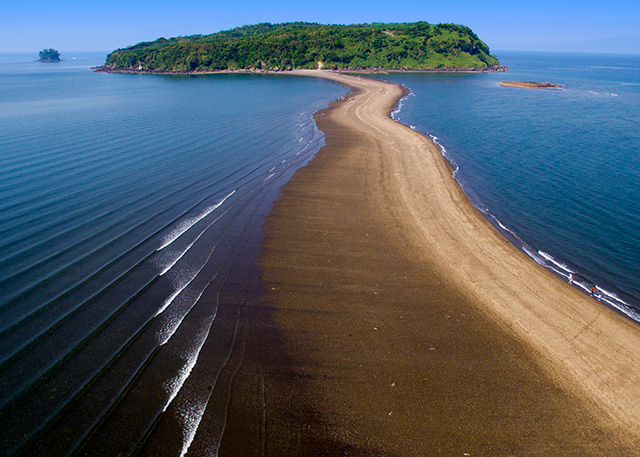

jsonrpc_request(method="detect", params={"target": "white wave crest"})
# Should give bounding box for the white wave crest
[538,250,575,274]
[157,191,235,251]
[391,89,415,120]
[596,288,640,321]
[522,246,543,265]
[296,142,311,155]
[158,245,191,276]
[495,219,519,240]
[178,398,207,457]
[155,283,186,318]
[162,313,215,412]
[428,133,461,177]
[599,287,620,301]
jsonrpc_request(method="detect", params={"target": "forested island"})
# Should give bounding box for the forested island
[38,49,60,62]
[98,22,504,73]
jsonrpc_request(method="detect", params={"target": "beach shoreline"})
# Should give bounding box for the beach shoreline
[238,69,640,455]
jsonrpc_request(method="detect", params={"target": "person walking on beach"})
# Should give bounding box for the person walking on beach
[591,285,596,297]
[569,274,573,284]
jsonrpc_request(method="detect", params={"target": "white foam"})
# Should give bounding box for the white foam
[157,191,235,252]
[158,240,196,276]
[428,133,461,177]
[155,284,185,317]
[495,219,520,240]
[596,288,640,321]
[157,281,202,344]
[575,280,592,294]
[173,316,242,457]
[521,248,640,321]
[548,266,568,277]
[178,405,203,457]
[155,191,235,278]
[178,398,207,457]
[522,246,543,264]
[523,247,573,277]
[538,250,575,274]
[156,209,227,277]
[155,222,230,339]
[264,173,275,181]
[162,313,215,411]
[598,286,634,309]
[391,89,415,120]
[296,142,311,155]
[160,306,224,457]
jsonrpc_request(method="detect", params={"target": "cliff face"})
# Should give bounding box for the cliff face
[102,22,501,72]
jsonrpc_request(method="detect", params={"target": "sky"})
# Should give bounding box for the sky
[2,0,639,54]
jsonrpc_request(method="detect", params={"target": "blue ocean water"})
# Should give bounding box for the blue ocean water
[0,52,347,456]
[382,51,640,320]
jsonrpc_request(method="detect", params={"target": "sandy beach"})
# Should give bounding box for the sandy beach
[218,70,640,456]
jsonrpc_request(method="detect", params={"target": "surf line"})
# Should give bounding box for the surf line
[155,191,236,277]
[156,191,236,252]
[162,311,215,412]
[154,212,234,317]
[390,87,640,322]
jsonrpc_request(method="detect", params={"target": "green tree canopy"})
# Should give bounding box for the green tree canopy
[39,49,61,61]
[104,22,501,72]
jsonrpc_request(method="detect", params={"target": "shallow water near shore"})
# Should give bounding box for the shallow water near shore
[379,51,640,320]
[0,52,347,456]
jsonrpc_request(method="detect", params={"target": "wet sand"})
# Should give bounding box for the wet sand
[220,71,640,456]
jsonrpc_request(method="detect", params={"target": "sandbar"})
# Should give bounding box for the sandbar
[500,80,564,89]
[220,70,640,455]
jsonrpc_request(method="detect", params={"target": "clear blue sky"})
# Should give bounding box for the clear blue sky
[2,0,639,54]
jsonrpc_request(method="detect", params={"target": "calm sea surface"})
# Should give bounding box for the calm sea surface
[382,51,640,320]
[0,52,347,456]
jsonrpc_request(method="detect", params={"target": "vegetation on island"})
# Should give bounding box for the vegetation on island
[102,22,502,72]
[39,49,61,62]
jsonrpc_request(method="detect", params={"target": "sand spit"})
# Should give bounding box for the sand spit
[220,70,640,456]
[500,80,564,89]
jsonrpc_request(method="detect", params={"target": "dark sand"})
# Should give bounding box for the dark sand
[216,72,640,456]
